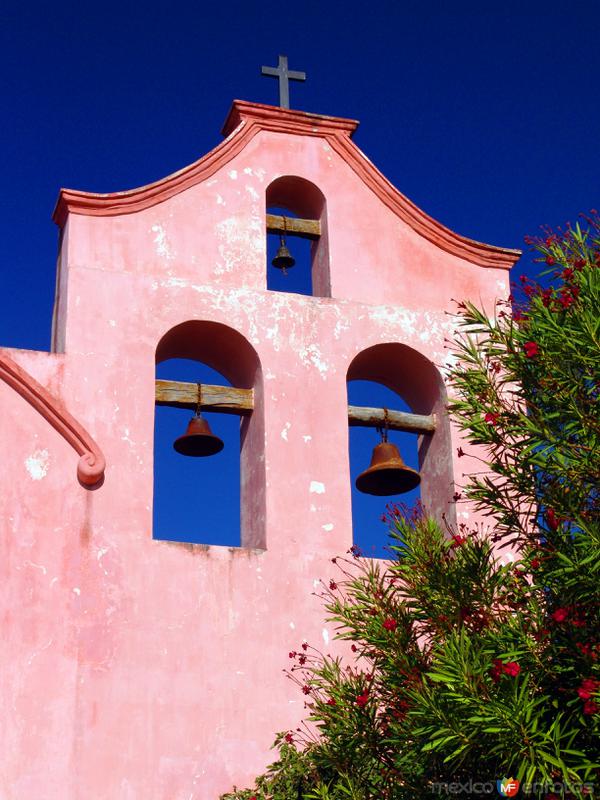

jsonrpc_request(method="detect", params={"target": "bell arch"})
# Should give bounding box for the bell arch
[265,175,330,297]
[154,320,266,549]
[347,343,455,536]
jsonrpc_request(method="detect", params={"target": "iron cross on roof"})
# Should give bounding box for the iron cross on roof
[261,55,306,110]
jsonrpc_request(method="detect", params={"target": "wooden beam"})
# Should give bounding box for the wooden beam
[266,213,321,239]
[155,380,254,415]
[155,380,436,434]
[348,405,436,434]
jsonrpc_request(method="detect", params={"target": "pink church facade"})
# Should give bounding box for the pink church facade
[0,101,520,798]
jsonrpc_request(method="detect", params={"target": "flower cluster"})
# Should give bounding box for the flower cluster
[490,659,521,683]
[577,678,599,716]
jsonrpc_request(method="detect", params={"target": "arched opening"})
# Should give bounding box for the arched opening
[347,380,421,558]
[265,176,329,297]
[154,321,265,549]
[347,343,454,557]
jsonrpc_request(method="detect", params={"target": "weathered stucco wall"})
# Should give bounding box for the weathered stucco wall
[0,102,519,799]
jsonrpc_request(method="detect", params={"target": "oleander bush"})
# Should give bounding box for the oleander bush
[222,214,600,800]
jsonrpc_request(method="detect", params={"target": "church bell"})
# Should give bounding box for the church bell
[271,217,295,274]
[356,413,420,496]
[173,413,224,457]
[173,383,224,457]
[272,240,295,273]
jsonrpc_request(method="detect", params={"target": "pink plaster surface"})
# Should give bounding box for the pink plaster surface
[1,102,520,798]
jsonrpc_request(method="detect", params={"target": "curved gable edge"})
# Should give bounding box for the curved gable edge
[52,101,521,270]
[326,134,521,269]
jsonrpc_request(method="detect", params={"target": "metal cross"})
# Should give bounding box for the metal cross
[261,55,306,109]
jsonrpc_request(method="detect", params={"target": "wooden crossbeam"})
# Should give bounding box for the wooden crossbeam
[266,213,320,239]
[155,380,254,416]
[348,405,435,434]
[155,380,436,434]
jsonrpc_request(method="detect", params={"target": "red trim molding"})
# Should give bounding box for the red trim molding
[52,100,520,270]
[0,352,106,487]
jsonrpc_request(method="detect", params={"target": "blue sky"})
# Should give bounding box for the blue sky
[2,2,599,554]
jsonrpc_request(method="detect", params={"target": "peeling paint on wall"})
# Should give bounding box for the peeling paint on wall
[309,481,325,494]
[215,217,262,276]
[298,344,329,376]
[24,449,50,480]
[243,166,266,182]
[150,224,176,261]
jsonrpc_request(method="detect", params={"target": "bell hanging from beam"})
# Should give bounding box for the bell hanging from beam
[355,410,420,496]
[173,384,224,457]
[271,216,295,274]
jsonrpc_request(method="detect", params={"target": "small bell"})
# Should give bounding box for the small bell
[356,441,420,496]
[173,383,224,457]
[272,240,295,273]
[271,217,295,274]
[173,413,224,457]
[355,410,420,496]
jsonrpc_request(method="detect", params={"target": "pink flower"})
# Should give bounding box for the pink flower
[284,732,294,744]
[356,691,369,708]
[546,508,559,531]
[383,617,398,632]
[302,684,311,695]
[490,659,521,682]
[524,341,539,358]
[484,412,500,425]
[583,700,599,716]
[559,290,574,309]
[552,607,569,624]
[577,678,600,700]
[451,534,466,547]
[490,658,503,683]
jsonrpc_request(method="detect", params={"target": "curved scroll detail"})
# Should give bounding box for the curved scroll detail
[0,352,106,487]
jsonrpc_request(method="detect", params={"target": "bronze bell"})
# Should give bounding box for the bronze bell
[356,441,420,496]
[173,413,224,457]
[272,237,295,273]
